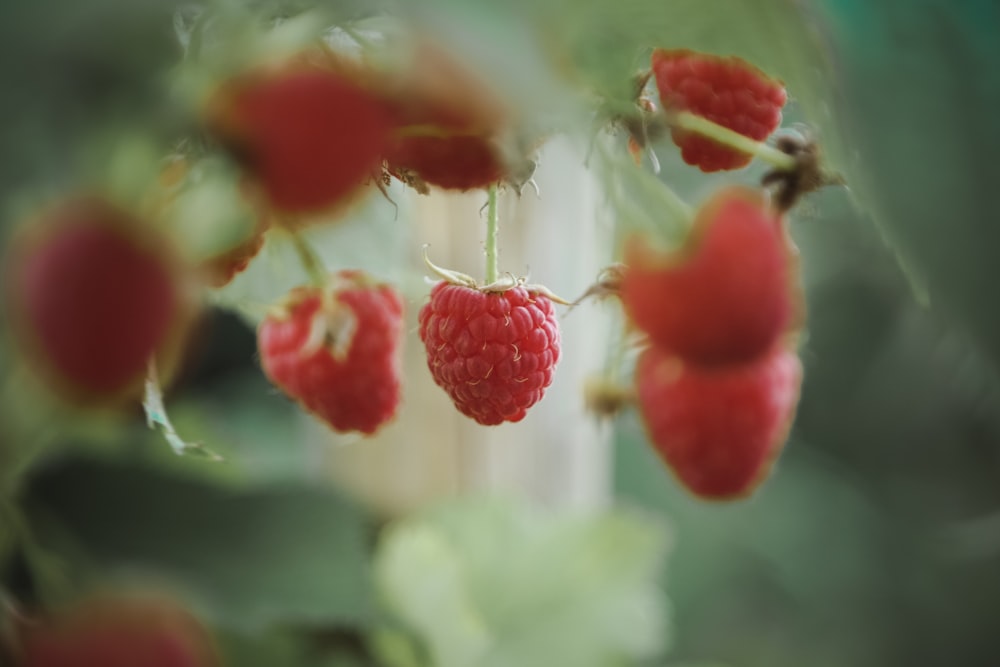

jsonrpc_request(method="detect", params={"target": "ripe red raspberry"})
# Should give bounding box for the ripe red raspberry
[635,344,802,500]
[418,282,561,425]
[258,271,403,435]
[206,58,392,216]
[18,595,218,667]
[4,196,188,405]
[651,48,786,172]
[620,186,798,368]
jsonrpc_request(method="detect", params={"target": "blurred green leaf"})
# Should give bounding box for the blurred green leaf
[811,0,1000,368]
[373,497,670,667]
[22,455,374,630]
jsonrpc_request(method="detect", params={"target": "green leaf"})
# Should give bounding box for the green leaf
[21,455,374,630]
[809,0,1000,369]
[143,362,223,461]
[373,497,671,667]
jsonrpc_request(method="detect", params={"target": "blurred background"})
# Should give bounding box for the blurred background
[2,1,1000,666]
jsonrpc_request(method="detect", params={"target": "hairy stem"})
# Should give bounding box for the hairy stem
[289,231,328,289]
[671,111,796,171]
[485,185,499,284]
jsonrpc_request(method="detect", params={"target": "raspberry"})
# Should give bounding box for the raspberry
[206,60,392,216]
[651,48,786,172]
[5,196,188,405]
[383,42,512,192]
[154,156,269,287]
[620,186,797,368]
[387,133,506,192]
[635,344,802,500]
[201,216,269,288]
[18,595,218,667]
[258,271,403,435]
[418,282,561,425]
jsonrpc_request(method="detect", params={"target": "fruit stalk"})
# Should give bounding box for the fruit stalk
[670,111,796,171]
[289,231,328,288]
[485,185,499,284]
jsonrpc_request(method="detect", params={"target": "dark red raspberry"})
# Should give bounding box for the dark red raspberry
[383,41,512,192]
[418,282,561,425]
[621,186,797,368]
[387,133,506,192]
[258,271,403,435]
[207,59,392,216]
[635,344,802,500]
[5,196,188,405]
[19,595,218,667]
[651,48,786,172]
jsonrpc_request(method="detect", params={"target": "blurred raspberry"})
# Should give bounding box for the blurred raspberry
[18,595,218,667]
[635,344,802,500]
[651,48,786,171]
[207,59,393,216]
[621,186,798,368]
[258,271,403,435]
[5,196,189,405]
[200,216,269,288]
[383,41,519,192]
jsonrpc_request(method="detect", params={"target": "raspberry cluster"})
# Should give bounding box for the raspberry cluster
[620,186,804,500]
[0,25,829,511]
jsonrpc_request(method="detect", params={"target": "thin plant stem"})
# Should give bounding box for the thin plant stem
[671,111,797,171]
[485,185,499,284]
[289,231,328,289]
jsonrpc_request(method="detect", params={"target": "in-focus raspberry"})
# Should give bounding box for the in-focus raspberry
[418,282,561,425]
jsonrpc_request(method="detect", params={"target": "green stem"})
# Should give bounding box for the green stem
[671,112,797,171]
[484,186,499,284]
[341,24,381,54]
[289,232,328,289]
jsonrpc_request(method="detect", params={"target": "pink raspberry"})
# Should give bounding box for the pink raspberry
[418,282,561,425]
